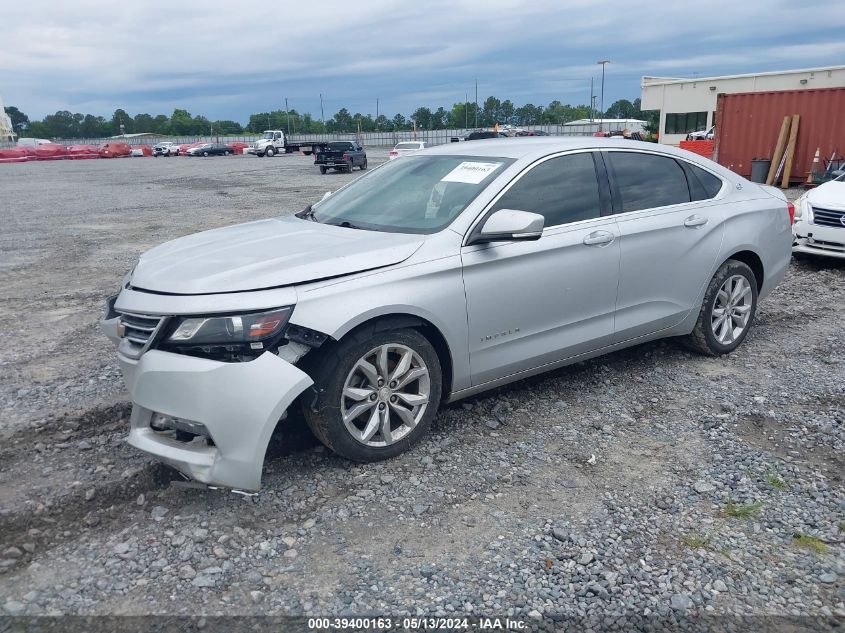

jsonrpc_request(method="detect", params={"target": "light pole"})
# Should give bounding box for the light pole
[597,60,610,132]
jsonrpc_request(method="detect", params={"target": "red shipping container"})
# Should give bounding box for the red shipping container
[714,87,845,184]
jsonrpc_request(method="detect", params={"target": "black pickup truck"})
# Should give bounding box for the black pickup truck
[314,141,368,174]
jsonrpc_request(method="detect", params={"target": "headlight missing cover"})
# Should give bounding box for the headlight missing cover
[168,307,293,349]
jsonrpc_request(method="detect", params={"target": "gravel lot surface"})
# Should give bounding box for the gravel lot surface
[0,152,843,629]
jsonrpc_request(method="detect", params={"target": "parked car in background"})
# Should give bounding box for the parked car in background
[314,141,367,173]
[465,131,508,141]
[153,142,180,156]
[186,143,235,157]
[792,172,845,259]
[101,137,792,491]
[389,141,427,160]
[687,126,715,141]
[515,130,550,137]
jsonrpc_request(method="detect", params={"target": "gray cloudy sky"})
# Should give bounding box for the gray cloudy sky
[2,0,844,121]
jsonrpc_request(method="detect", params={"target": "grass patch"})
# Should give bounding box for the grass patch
[681,534,710,549]
[838,522,845,534]
[764,469,786,490]
[793,534,828,555]
[724,498,764,518]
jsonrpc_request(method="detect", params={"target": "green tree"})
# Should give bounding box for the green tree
[391,113,407,130]
[111,109,132,135]
[500,100,515,124]
[133,113,155,132]
[481,96,501,126]
[411,106,433,129]
[152,115,170,134]
[4,106,29,133]
[170,109,195,135]
[80,114,107,138]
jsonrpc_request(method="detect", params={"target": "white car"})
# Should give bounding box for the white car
[792,172,845,259]
[389,141,426,159]
[687,126,715,141]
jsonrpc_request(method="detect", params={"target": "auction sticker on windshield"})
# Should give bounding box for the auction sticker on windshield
[441,161,503,184]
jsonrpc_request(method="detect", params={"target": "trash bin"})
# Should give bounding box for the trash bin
[750,159,771,183]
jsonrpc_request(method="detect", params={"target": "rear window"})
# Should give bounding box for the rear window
[687,163,723,200]
[608,152,691,212]
[396,143,422,150]
[328,142,353,151]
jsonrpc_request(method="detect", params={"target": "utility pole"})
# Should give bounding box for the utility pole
[320,93,325,125]
[376,98,379,129]
[465,92,468,129]
[590,77,594,122]
[597,60,610,132]
[474,80,478,129]
[285,98,290,135]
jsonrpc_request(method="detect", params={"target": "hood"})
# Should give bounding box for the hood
[130,216,425,295]
[808,181,845,210]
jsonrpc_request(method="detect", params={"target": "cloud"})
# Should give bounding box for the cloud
[2,0,843,120]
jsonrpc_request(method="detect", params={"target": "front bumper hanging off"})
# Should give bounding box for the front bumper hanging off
[104,310,313,490]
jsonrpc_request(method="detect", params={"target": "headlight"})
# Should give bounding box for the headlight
[794,195,809,221]
[167,307,293,347]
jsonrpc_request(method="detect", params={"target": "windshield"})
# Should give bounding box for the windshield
[312,155,512,234]
[262,132,275,140]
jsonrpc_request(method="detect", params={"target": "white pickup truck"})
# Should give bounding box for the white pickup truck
[152,141,180,156]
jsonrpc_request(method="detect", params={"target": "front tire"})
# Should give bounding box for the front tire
[303,327,442,462]
[319,166,327,174]
[686,259,758,356]
[361,158,368,170]
[265,147,276,157]
[202,151,209,157]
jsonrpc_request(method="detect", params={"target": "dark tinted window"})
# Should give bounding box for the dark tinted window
[491,153,601,226]
[609,152,690,213]
[688,164,723,199]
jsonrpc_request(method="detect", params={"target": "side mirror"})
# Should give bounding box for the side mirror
[472,209,544,244]
[321,191,332,201]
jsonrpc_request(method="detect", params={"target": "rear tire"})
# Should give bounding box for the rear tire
[202,151,209,157]
[361,158,368,170]
[347,160,354,173]
[319,166,327,174]
[303,327,442,462]
[686,259,758,356]
[224,151,229,156]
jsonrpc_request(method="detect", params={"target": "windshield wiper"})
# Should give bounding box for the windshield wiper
[332,220,363,230]
[297,205,318,222]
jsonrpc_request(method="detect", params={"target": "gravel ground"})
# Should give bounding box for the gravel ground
[0,152,843,629]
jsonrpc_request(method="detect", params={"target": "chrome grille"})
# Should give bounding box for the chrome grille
[811,206,845,228]
[118,311,165,350]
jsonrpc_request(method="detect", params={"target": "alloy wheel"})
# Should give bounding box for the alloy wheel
[341,344,431,447]
[711,274,753,345]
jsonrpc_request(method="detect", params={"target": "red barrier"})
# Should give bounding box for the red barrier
[98,142,132,158]
[33,143,69,160]
[67,144,100,160]
[137,145,153,156]
[679,140,715,159]
[229,142,249,154]
[0,147,35,163]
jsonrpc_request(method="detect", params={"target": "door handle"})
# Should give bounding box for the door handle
[684,214,708,228]
[582,230,615,246]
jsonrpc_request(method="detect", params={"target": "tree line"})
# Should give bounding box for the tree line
[5,97,653,139]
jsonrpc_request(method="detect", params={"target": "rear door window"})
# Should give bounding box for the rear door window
[491,153,602,227]
[608,152,691,213]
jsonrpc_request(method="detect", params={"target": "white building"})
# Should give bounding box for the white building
[641,65,845,146]
[0,94,15,143]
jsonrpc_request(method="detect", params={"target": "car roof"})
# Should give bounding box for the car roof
[422,137,736,175]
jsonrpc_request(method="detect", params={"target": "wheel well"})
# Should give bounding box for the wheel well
[727,250,764,292]
[338,315,454,401]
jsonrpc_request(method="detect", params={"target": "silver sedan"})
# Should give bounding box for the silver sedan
[101,138,793,490]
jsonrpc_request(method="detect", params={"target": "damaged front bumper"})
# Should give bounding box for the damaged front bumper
[793,220,845,260]
[110,338,312,491]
